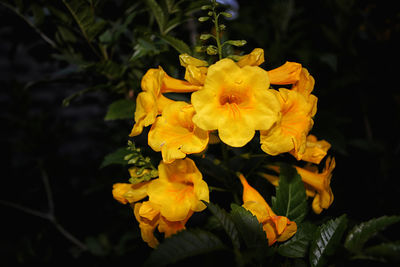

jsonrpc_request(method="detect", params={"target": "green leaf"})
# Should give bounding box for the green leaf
[104,99,135,121]
[230,204,268,249]
[278,222,317,258]
[100,147,130,168]
[363,241,400,262]
[144,229,226,267]
[145,0,166,33]
[158,35,191,55]
[344,215,400,253]
[205,201,240,250]
[309,214,348,267]
[62,0,106,42]
[272,163,308,224]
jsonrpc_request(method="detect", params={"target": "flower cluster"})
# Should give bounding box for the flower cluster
[113,48,335,247]
[113,158,209,248]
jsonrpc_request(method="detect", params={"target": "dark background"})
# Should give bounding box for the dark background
[1,0,399,265]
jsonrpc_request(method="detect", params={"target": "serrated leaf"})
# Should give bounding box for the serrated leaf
[104,99,135,121]
[144,229,226,267]
[363,241,400,262]
[145,0,166,33]
[63,0,106,42]
[309,214,348,267]
[205,201,240,250]
[230,204,267,249]
[273,163,308,224]
[100,147,130,168]
[344,215,400,253]
[278,222,317,258]
[158,35,191,55]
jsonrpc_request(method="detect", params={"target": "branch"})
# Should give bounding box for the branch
[0,2,57,49]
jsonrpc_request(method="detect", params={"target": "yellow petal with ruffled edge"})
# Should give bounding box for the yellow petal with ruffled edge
[242,201,269,222]
[148,101,209,163]
[236,48,265,67]
[260,88,316,156]
[191,58,280,147]
[134,202,160,248]
[147,158,209,221]
[179,54,208,85]
[238,174,274,216]
[291,134,331,164]
[158,211,193,238]
[129,92,158,137]
[295,157,335,214]
[292,68,315,97]
[112,182,150,204]
[268,61,302,85]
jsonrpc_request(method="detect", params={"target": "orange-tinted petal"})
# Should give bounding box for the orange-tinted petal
[236,48,265,67]
[148,102,209,163]
[268,61,302,85]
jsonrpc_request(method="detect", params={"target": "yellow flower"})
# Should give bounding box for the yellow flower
[260,88,317,156]
[179,54,208,85]
[262,157,335,214]
[268,61,302,85]
[290,134,331,164]
[133,201,193,248]
[236,48,265,67]
[191,58,280,147]
[112,181,151,204]
[239,174,297,246]
[296,157,335,214]
[147,158,209,221]
[148,101,209,163]
[129,67,202,137]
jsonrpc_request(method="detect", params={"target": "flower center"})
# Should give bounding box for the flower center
[220,94,241,105]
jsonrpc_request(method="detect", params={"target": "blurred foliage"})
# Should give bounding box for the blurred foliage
[1,0,399,266]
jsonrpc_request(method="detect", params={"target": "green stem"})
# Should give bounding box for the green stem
[211,1,222,60]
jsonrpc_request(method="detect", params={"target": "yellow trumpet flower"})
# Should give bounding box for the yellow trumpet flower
[238,174,297,246]
[133,201,193,248]
[191,58,280,147]
[147,158,209,221]
[260,88,317,156]
[268,61,302,85]
[262,157,335,214]
[148,101,209,163]
[130,67,202,137]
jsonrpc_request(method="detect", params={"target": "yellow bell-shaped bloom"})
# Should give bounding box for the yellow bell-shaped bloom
[148,101,209,163]
[133,201,193,248]
[112,181,151,204]
[179,54,208,86]
[290,134,331,164]
[239,174,297,246]
[262,157,335,214]
[296,157,335,214]
[260,88,317,156]
[147,158,209,221]
[268,61,302,85]
[130,66,202,137]
[191,58,280,147]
